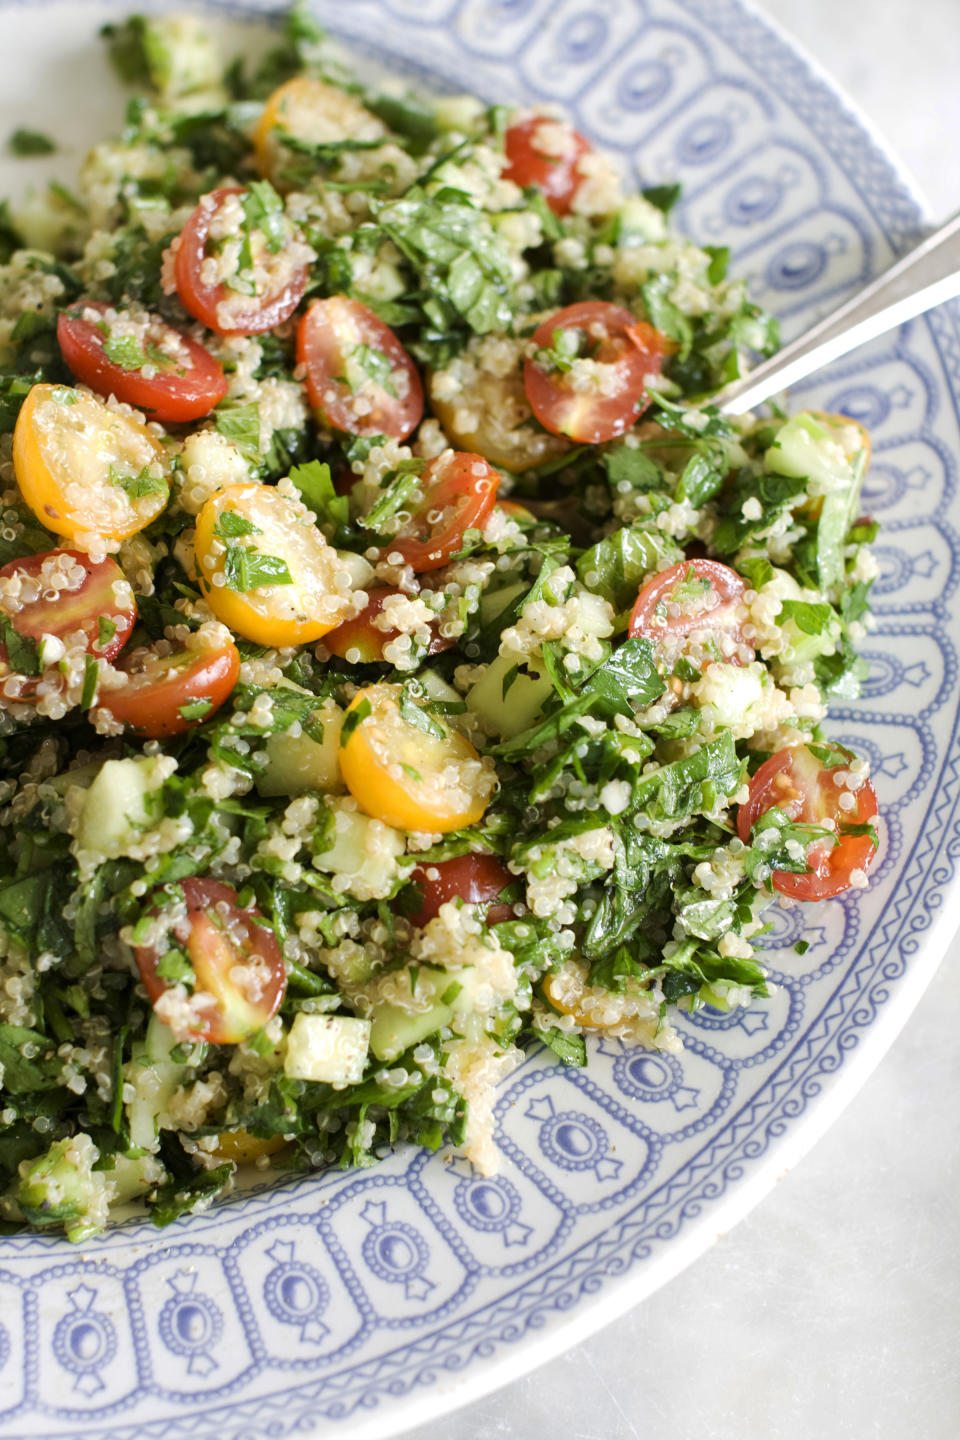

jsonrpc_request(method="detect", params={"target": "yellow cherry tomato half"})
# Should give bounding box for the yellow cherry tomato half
[254,75,385,189]
[339,682,497,834]
[194,482,357,647]
[13,383,169,543]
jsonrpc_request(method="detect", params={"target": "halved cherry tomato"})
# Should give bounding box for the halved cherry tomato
[14,384,169,543]
[628,558,752,666]
[254,75,385,191]
[174,186,309,336]
[524,302,666,445]
[324,586,453,664]
[405,853,515,928]
[194,483,355,647]
[503,116,590,216]
[297,296,423,440]
[0,549,135,679]
[340,682,496,833]
[135,878,286,1045]
[97,639,240,737]
[57,301,228,423]
[737,743,879,901]
[383,451,500,573]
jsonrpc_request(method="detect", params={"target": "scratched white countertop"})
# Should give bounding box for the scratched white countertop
[406,3,960,1437]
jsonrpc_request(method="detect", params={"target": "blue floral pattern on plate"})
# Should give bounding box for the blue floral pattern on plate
[0,1,956,1436]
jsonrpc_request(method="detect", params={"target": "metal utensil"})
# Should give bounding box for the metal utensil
[713,210,960,415]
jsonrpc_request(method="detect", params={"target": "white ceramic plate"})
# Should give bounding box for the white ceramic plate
[0,3,957,1438]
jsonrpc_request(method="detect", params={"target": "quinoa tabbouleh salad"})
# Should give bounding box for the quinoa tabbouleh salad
[0,4,880,1239]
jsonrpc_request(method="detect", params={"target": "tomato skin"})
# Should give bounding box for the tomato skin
[174,187,309,336]
[297,297,423,440]
[503,116,590,216]
[135,878,286,1046]
[57,302,229,423]
[0,549,135,682]
[628,558,751,664]
[324,586,453,664]
[524,302,666,444]
[737,744,879,901]
[98,641,240,737]
[339,682,496,833]
[405,853,515,928]
[384,450,500,573]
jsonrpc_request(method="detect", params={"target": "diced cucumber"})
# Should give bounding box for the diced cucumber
[256,699,345,798]
[369,966,481,1061]
[312,798,405,901]
[75,756,167,859]
[125,1014,187,1153]
[284,1013,371,1085]
[691,660,766,729]
[416,670,462,708]
[765,412,868,598]
[479,579,527,630]
[466,651,553,739]
[101,1152,163,1206]
[17,1133,108,1241]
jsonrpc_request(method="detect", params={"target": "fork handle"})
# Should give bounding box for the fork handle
[715,210,960,416]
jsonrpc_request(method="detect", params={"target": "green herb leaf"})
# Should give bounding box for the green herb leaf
[340,697,372,745]
[216,403,261,464]
[97,616,118,648]
[213,511,261,540]
[8,128,56,157]
[109,464,168,499]
[288,460,350,532]
[398,683,446,739]
[242,179,287,253]
[0,617,40,676]
[102,332,148,370]
[532,1025,587,1066]
[178,699,214,722]
[223,547,294,592]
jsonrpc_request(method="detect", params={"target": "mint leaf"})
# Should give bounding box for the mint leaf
[178,698,214,722]
[288,460,349,531]
[216,403,261,463]
[398,683,446,740]
[223,547,293,591]
[0,617,40,676]
[102,333,148,370]
[213,511,260,540]
[242,179,287,253]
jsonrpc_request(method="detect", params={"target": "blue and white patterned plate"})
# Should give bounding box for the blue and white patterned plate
[0,2,956,1436]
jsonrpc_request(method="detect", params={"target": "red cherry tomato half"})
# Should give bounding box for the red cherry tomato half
[324,586,454,664]
[737,744,879,901]
[297,296,423,440]
[97,640,240,737]
[0,549,136,698]
[524,302,667,445]
[405,852,516,929]
[135,878,286,1045]
[383,450,500,573]
[57,301,229,423]
[502,116,591,216]
[628,558,752,666]
[174,186,309,336]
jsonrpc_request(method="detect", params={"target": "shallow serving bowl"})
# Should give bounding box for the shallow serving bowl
[0,2,957,1437]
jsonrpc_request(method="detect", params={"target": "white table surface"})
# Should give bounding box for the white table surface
[406,3,960,1437]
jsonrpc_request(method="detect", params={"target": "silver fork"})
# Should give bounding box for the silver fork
[713,210,960,415]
